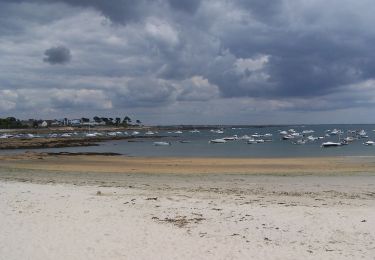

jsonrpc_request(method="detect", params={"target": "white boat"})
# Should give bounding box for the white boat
[247,139,257,144]
[223,135,238,141]
[131,131,140,135]
[209,138,226,144]
[153,141,171,146]
[282,134,294,140]
[307,135,318,141]
[211,129,224,134]
[174,131,183,134]
[293,139,306,145]
[321,142,342,147]
[358,130,368,138]
[189,129,200,133]
[61,133,71,137]
[145,131,155,135]
[343,136,355,142]
[85,133,97,137]
[247,138,264,144]
[330,129,341,135]
[364,140,375,146]
[0,134,13,139]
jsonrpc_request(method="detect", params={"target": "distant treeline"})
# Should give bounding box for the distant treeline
[0,117,24,129]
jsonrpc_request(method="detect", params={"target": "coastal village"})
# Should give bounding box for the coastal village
[0,116,141,129]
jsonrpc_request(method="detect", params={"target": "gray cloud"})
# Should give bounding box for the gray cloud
[43,46,71,65]
[0,0,152,25]
[168,0,201,14]
[1,0,375,123]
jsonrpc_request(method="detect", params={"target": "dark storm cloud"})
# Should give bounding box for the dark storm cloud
[54,0,148,24]
[43,46,71,65]
[168,0,201,14]
[237,0,283,24]
[205,2,375,100]
[0,0,150,24]
[1,0,375,122]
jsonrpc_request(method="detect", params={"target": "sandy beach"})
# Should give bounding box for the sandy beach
[1,154,375,259]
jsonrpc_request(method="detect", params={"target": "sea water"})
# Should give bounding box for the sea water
[4,124,375,157]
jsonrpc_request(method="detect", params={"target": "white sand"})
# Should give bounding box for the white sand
[1,176,375,260]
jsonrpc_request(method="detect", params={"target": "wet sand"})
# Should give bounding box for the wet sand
[1,153,375,259]
[1,152,375,177]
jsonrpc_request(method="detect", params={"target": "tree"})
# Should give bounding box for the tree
[136,119,142,125]
[122,116,132,126]
[115,117,121,126]
[93,116,101,123]
[101,117,109,125]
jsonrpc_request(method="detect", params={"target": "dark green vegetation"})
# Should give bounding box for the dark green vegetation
[0,117,24,129]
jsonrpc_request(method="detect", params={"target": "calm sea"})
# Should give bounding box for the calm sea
[3,124,375,158]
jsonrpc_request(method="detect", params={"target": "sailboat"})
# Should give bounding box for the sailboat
[85,124,97,137]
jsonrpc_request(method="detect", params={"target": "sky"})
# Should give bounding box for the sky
[1,0,375,125]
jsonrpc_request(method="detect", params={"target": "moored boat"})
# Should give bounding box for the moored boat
[209,138,226,144]
[153,141,171,146]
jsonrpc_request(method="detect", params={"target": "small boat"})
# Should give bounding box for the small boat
[223,135,238,141]
[189,129,200,133]
[145,131,155,135]
[153,141,171,146]
[85,133,97,137]
[0,134,13,139]
[293,139,306,145]
[330,129,341,135]
[179,140,191,143]
[321,142,342,147]
[131,131,140,135]
[358,130,367,138]
[307,136,318,142]
[282,134,294,140]
[364,140,375,146]
[343,136,355,142]
[209,138,226,144]
[61,133,71,137]
[247,139,264,144]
